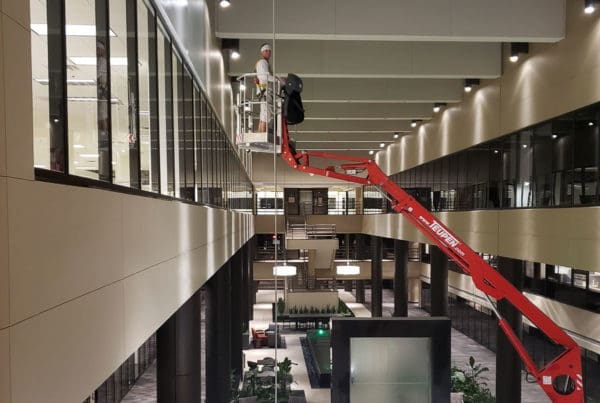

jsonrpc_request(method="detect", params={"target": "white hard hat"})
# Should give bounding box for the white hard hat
[260,43,272,52]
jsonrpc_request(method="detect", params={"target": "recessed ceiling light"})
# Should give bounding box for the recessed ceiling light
[588,121,595,126]
[552,134,558,139]
[393,133,399,139]
[522,144,528,148]
[411,120,418,128]
[220,0,231,8]
[493,149,499,154]
[433,103,446,113]
[509,55,519,63]
[369,150,374,155]
[380,143,385,148]
[585,0,595,14]
[231,50,240,59]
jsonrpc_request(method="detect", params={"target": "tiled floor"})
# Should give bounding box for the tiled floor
[123,288,550,402]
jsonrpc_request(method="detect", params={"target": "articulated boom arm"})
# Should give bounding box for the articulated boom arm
[280,121,583,402]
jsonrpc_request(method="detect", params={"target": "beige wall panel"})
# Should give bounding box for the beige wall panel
[122,196,209,276]
[500,15,600,134]
[498,208,600,269]
[0,328,9,403]
[1,0,28,28]
[254,215,285,234]
[2,15,32,180]
[305,215,363,233]
[436,210,499,254]
[10,283,125,403]
[0,177,7,329]
[0,11,5,177]
[526,293,600,354]
[8,180,124,323]
[361,214,429,244]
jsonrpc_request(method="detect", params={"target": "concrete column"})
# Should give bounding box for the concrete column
[430,246,448,316]
[355,280,365,303]
[157,289,201,403]
[370,236,383,317]
[206,262,231,403]
[393,239,409,317]
[496,256,523,403]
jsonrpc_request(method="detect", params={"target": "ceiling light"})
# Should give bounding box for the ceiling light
[73,144,85,149]
[493,149,499,154]
[552,134,558,139]
[220,0,231,7]
[369,150,374,155]
[464,78,480,93]
[411,119,422,128]
[585,0,596,13]
[273,265,296,276]
[222,38,240,60]
[522,144,528,148]
[31,24,116,37]
[379,143,385,148]
[588,121,595,126]
[79,153,99,158]
[433,102,446,113]
[336,265,360,275]
[509,42,529,63]
[393,133,399,139]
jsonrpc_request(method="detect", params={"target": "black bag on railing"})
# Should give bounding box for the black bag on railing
[283,73,304,125]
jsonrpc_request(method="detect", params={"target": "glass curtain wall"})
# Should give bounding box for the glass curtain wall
[30,0,253,211]
[389,102,600,212]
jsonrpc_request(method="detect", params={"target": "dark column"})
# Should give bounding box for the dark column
[355,280,365,303]
[230,252,243,380]
[241,244,249,327]
[250,238,257,307]
[496,256,523,403]
[343,280,353,292]
[157,289,201,403]
[206,262,231,403]
[430,246,448,316]
[393,239,409,317]
[370,236,383,317]
[532,262,542,292]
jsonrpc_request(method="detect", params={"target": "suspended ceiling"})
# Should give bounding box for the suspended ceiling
[215,0,566,174]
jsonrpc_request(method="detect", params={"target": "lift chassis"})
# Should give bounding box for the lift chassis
[279,119,583,402]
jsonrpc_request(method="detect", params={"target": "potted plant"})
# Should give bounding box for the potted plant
[451,356,495,403]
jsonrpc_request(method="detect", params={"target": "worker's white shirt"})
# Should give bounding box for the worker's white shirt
[255,58,271,86]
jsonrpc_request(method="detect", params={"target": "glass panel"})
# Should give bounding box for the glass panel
[31,0,52,170]
[533,123,554,207]
[157,24,172,195]
[574,107,599,205]
[172,51,182,197]
[183,68,195,200]
[110,0,130,186]
[65,0,99,179]
[201,95,210,204]
[517,131,533,207]
[194,86,202,200]
[350,337,431,403]
[137,0,155,192]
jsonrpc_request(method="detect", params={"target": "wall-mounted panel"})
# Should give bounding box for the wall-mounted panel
[8,179,124,323]
[3,14,32,180]
[10,283,126,403]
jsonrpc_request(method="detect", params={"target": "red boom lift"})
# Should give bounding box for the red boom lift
[276,76,584,402]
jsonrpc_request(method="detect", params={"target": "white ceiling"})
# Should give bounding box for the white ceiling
[217,0,566,159]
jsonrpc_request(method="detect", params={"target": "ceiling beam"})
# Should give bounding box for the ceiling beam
[229,39,501,78]
[217,0,565,42]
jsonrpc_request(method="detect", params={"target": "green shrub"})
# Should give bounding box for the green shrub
[451,356,495,403]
